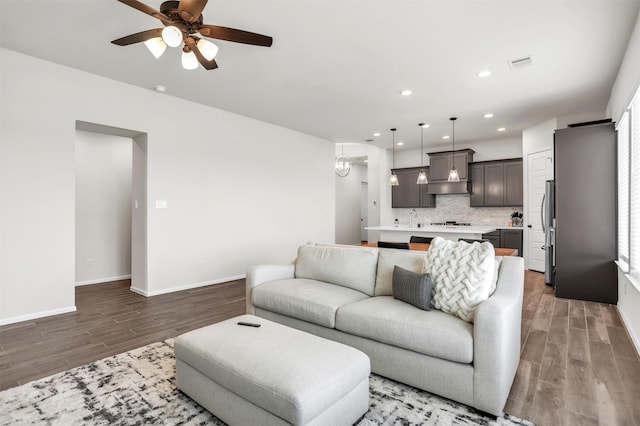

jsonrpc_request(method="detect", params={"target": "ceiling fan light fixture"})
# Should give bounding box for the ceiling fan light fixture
[181,49,199,70]
[197,38,219,60]
[162,25,183,48]
[144,37,167,59]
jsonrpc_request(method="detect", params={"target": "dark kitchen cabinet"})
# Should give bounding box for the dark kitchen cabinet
[485,163,505,206]
[470,164,485,207]
[391,168,436,208]
[469,159,523,207]
[481,229,523,256]
[482,231,501,247]
[500,229,523,257]
[504,162,523,206]
[427,150,474,182]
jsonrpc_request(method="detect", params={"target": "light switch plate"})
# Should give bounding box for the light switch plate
[155,200,168,209]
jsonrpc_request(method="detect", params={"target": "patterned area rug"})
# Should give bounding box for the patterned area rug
[0,340,534,425]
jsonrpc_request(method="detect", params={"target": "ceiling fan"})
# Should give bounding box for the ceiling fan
[111,0,273,70]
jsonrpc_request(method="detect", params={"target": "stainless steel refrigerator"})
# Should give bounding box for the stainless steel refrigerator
[548,122,617,304]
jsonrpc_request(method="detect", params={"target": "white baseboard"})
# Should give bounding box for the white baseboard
[617,305,640,357]
[0,306,77,326]
[75,275,132,286]
[130,274,246,297]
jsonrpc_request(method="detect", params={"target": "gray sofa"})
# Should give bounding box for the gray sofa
[246,243,524,416]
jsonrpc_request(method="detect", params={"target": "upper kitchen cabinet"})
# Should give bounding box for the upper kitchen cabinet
[391,167,436,208]
[470,159,523,207]
[427,149,475,182]
[469,163,485,206]
[504,161,523,206]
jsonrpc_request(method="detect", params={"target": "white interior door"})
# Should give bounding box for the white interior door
[527,149,553,272]
[360,182,368,242]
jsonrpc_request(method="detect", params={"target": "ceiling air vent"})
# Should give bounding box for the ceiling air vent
[508,55,533,70]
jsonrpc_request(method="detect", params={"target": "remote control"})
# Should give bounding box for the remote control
[237,321,261,327]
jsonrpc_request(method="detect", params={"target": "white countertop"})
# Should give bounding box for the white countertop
[366,225,498,234]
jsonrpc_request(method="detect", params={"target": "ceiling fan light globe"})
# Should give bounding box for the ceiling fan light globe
[144,37,167,59]
[181,50,199,70]
[162,26,183,47]
[197,38,219,60]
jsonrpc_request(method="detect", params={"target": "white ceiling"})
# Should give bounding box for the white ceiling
[2,0,639,151]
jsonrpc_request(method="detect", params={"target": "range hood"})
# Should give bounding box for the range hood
[425,149,475,194]
[427,181,470,195]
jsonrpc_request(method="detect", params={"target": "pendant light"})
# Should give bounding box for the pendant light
[389,128,399,186]
[417,123,428,184]
[335,143,352,177]
[447,117,460,182]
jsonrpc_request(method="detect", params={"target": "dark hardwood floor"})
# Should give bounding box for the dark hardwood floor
[1,272,639,426]
[0,279,245,391]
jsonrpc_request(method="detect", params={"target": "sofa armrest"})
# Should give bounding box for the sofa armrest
[245,263,295,314]
[472,256,525,416]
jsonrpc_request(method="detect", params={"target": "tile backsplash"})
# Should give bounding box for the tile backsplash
[393,194,522,227]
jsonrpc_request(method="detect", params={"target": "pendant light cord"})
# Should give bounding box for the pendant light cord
[419,123,424,168]
[450,117,457,159]
[391,128,397,168]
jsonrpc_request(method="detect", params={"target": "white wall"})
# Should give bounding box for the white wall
[607,11,640,123]
[608,9,640,354]
[0,47,335,324]
[335,163,367,245]
[618,272,640,354]
[75,130,132,285]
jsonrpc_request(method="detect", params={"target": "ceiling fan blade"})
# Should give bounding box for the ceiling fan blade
[111,28,164,46]
[178,0,208,22]
[199,25,273,47]
[117,0,170,24]
[184,37,218,70]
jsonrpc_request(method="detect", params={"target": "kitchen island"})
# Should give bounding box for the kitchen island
[365,225,497,242]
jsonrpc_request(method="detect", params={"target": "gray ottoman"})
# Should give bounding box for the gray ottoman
[175,314,370,426]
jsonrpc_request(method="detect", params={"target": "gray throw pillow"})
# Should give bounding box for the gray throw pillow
[392,265,434,311]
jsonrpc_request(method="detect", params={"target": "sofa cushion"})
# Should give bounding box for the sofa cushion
[374,248,429,296]
[428,237,495,323]
[392,266,434,311]
[336,296,474,363]
[295,245,379,296]
[252,278,370,328]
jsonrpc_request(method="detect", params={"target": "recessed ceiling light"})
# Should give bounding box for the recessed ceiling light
[477,70,492,78]
[364,159,369,163]
[442,135,450,140]
[373,132,381,137]
[154,85,166,93]
[397,141,404,146]
[484,113,494,118]
[400,90,412,96]
[421,123,430,128]
[497,127,506,132]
